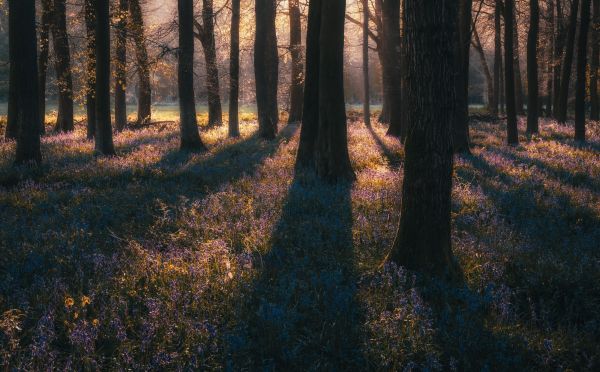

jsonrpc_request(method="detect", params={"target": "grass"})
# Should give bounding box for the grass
[0,110,599,370]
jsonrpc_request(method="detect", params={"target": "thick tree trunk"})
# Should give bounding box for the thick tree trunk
[494,0,503,116]
[473,28,495,115]
[505,0,519,145]
[229,0,241,137]
[453,0,472,154]
[591,0,600,120]
[38,0,52,135]
[288,0,304,124]
[513,13,525,116]
[557,0,580,123]
[387,0,460,280]
[129,0,152,125]
[527,0,540,134]
[553,0,565,117]
[11,0,42,164]
[255,0,279,139]
[115,0,129,132]
[315,0,354,182]
[576,0,592,141]
[51,0,74,132]
[178,0,206,151]
[84,0,96,139]
[5,0,17,140]
[381,0,403,138]
[362,0,371,127]
[94,0,116,155]
[195,0,223,127]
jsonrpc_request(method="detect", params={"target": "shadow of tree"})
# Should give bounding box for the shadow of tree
[366,125,402,170]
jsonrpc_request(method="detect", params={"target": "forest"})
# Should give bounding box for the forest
[0,0,599,370]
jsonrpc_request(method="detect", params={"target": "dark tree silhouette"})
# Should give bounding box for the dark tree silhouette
[38,0,52,135]
[194,0,223,127]
[453,0,472,154]
[178,0,206,151]
[576,0,592,141]
[362,0,371,127]
[94,0,116,156]
[288,0,304,124]
[11,0,42,164]
[51,0,74,132]
[505,0,519,145]
[527,0,540,134]
[557,0,580,123]
[553,0,566,118]
[255,0,279,139]
[229,0,241,137]
[493,0,503,116]
[5,0,17,140]
[115,0,129,132]
[387,0,460,280]
[129,0,152,125]
[84,0,96,139]
[591,0,600,120]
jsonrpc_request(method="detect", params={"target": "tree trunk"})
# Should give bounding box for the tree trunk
[545,0,555,117]
[576,0,592,141]
[527,0,540,134]
[288,0,304,124]
[94,0,116,155]
[513,13,525,116]
[362,0,371,127]
[591,0,600,120]
[178,0,206,151]
[195,0,223,127]
[381,0,403,138]
[38,0,52,135]
[453,0,472,154]
[473,28,495,114]
[5,0,17,140]
[129,0,152,125]
[84,0,96,140]
[387,0,460,281]
[255,0,279,139]
[229,0,241,137]
[505,0,519,145]
[553,0,565,117]
[51,0,74,132]
[494,0,503,116]
[115,0,129,132]
[557,0,580,123]
[314,0,355,182]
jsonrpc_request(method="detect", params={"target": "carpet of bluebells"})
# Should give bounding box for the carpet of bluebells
[0,112,599,370]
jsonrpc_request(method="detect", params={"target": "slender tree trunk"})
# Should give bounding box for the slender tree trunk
[11,0,42,164]
[288,0,304,124]
[94,0,115,155]
[362,0,371,127]
[38,0,52,135]
[229,0,241,137]
[513,13,525,115]
[527,0,540,134]
[195,0,223,127]
[5,0,17,140]
[84,0,96,139]
[129,0,152,125]
[178,0,206,151]
[473,28,495,114]
[453,0,472,154]
[591,0,600,120]
[315,0,354,182]
[51,0,74,132]
[553,0,565,117]
[546,0,555,117]
[255,0,279,139]
[505,0,519,145]
[494,0,503,116]
[115,0,129,132]
[557,0,580,123]
[576,0,592,141]
[381,0,403,138]
[387,0,460,281]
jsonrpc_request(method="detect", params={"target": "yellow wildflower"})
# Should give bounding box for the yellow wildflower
[81,296,91,307]
[64,297,75,308]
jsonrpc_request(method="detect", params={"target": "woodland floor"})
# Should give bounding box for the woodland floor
[0,112,599,370]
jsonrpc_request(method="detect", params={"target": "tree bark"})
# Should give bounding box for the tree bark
[84,0,96,139]
[545,0,555,117]
[94,0,116,155]
[255,0,279,139]
[288,0,304,124]
[473,28,495,115]
[513,12,525,116]
[505,0,519,145]
[5,0,17,140]
[453,0,472,154]
[387,0,460,280]
[553,0,566,117]
[38,0,52,135]
[229,0,241,137]
[129,0,152,125]
[591,0,600,120]
[362,0,371,127]
[11,0,42,164]
[51,0,74,132]
[115,0,129,132]
[178,0,206,151]
[527,0,540,134]
[194,0,223,127]
[576,0,592,141]
[380,0,403,138]
[557,0,580,123]
[494,0,503,116]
